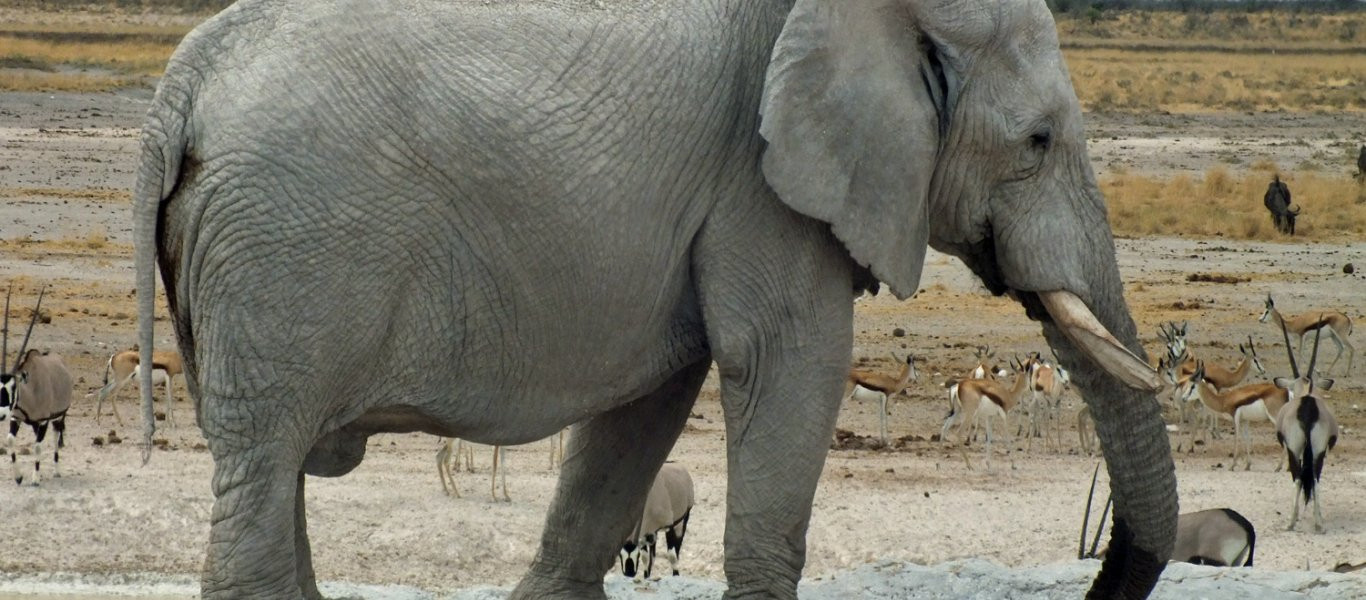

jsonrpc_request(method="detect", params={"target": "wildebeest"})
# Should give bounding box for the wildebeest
[1356,145,1365,180]
[1263,174,1298,235]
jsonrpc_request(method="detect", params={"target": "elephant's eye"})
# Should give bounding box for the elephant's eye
[1011,127,1051,180]
[1029,130,1051,151]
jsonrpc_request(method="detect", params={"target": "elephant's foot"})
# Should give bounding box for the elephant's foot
[722,558,800,600]
[509,571,608,600]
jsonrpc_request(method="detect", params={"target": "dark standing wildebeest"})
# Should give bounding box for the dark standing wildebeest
[1264,175,1298,235]
[1356,145,1365,180]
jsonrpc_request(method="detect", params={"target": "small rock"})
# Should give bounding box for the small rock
[92,436,105,447]
[1345,263,1356,274]
[107,431,122,444]
[892,328,906,337]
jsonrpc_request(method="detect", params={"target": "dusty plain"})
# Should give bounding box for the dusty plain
[2,8,1366,597]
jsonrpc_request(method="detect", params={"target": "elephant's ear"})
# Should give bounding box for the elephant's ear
[760,0,951,300]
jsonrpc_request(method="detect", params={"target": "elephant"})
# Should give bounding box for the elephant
[1263,174,1298,235]
[132,0,1176,598]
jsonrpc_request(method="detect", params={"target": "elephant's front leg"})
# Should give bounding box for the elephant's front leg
[695,214,855,599]
[509,359,711,600]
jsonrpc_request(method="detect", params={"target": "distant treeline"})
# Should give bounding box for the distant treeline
[13,0,1366,17]
[7,0,233,13]
[1049,0,1365,14]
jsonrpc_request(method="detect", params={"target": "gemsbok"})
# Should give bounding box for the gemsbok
[1,285,73,486]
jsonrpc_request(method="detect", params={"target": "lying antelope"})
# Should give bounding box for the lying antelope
[2,285,73,486]
[1260,295,1354,377]
[1178,362,1289,471]
[844,354,917,446]
[1079,466,1255,567]
[941,359,1029,470]
[1173,509,1257,567]
[92,348,184,427]
[620,462,694,582]
[1274,324,1338,533]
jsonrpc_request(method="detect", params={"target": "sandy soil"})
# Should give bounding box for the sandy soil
[1,91,1364,596]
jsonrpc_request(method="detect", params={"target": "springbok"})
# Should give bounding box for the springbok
[1260,295,1354,377]
[1177,362,1289,471]
[92,348,184,427]
[437,430,568,501]
[437,438,509,502]
[1165,339,1267,454]
[843,354,918,446]
[2,285,74,486]
[942,358,1029,470]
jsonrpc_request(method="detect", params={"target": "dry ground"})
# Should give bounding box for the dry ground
[1,89,1364,597]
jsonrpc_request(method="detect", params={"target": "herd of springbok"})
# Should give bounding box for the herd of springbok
[0,278,1356,578]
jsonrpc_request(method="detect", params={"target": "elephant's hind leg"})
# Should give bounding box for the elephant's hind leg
[509,359,710,600]
[294,473,322,600]
[201,395,320,600]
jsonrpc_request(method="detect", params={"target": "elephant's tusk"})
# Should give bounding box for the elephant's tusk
[1039,290,1162,392]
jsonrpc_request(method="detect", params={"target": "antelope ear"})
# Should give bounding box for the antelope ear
[1273,377,1293,390]
[760,0,951,300]
[1316,378,1335,392]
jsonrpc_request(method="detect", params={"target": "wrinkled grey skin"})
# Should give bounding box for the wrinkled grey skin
[134,0,1176,598]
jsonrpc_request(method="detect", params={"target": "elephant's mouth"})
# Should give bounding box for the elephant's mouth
[952,237,1161,392]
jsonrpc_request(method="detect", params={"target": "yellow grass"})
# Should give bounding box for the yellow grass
[1,8,1363,105]
[1104,167,1366,241]
[0,33,176,74]
[1065,47,1366,112]
[0,17,189,90]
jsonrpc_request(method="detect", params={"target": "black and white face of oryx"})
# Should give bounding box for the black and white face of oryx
[2,284,73,486]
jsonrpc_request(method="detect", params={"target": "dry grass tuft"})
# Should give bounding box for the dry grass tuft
[1104,168,1366,241]
[0,187,130,203]
[82,227,109,249]
[1186,273,1250,284]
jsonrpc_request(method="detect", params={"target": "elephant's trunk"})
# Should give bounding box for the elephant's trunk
[1036,267,1177,598]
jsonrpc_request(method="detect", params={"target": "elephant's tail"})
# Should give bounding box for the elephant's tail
[133,81,191,465]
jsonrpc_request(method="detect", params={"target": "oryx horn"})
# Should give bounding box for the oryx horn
[13,285,46,369]
[2,282,10,373]
[1079,462,1100,560]
[1280,311,1299,378]
[1306,316,1324,380]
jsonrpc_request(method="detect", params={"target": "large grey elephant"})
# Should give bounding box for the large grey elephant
[133,0,1176,598]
